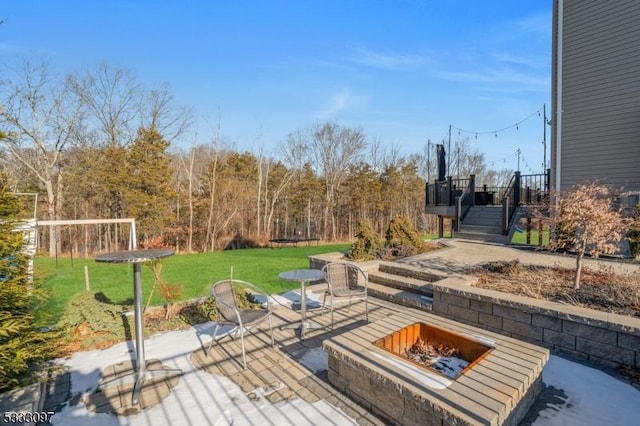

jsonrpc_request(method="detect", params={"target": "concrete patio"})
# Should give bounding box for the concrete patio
[68,279,546,425]
[41,279,639,426]
[4,240,640,425]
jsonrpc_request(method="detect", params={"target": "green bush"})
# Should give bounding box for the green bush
[384,215,427,257]
[57,292,129,349]
[0,172,62,392]
[348,219,382,261]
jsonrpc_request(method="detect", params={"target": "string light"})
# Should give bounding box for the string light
[486,149,519,165]
[450,105,544,139]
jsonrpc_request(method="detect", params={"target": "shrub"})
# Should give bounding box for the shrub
[147,260,184,319]
[57,292,128,350]
[0,172,62,391]
[348,218,382,261]
[536,182,626,289]
[384,214,427,257]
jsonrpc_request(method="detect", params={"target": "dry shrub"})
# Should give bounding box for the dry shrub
[159,282,184,319]
[533,182,627,289]
[481,260,522,275]
[140,235,165,249]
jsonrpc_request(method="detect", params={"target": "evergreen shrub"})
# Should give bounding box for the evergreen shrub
[348,219,382,261]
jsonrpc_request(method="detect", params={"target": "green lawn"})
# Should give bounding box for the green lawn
[510,226,550,246]
[423,232,453,239]
[36,243,350,323]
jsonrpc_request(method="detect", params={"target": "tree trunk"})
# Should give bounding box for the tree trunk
[187,149,195,253]
[205,152,218,252]
[45,180,59,257]
[256,155,263,236]
[574,249,584,290]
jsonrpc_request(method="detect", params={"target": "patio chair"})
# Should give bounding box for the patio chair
[208,279,274,370]
[321,262,368,329]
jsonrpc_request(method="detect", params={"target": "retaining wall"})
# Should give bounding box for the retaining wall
[432,281,640,370]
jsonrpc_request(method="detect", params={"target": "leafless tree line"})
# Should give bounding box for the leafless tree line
[0,57,514,255]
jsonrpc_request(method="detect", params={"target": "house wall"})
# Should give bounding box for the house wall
[551,0,640,192]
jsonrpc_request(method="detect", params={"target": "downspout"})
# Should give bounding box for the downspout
[555,0,563,195]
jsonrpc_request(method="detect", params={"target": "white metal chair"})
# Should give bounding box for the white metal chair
[321,262,368,329]
[208,279,274,370]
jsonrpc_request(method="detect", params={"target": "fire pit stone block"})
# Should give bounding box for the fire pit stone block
[324,312,548,426]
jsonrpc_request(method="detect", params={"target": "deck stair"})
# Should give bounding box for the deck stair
[456,205,506,243]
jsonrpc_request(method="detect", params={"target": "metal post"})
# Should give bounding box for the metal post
[427,139,431,182]
[133,262,145,376]
[447,125,452,177]
[543,103,547,171]
[469,174,476,207]
[514,171,522,206]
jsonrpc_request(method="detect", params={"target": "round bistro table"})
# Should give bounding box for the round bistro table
[94,248,182,405]
[278,268,326,340]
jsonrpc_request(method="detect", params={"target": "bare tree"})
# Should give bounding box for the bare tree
[183,141,196,252]
[278,128,309,172]
[310,122,367,240]
[451,138,486,180]
[536,182,627,289]
[203,111,226,251]
[68,63,141,146]
[140,84,193,142]
[261,158,295,239]
[0,57,82,253]
[368,137,386,173]
[482,168,514,188]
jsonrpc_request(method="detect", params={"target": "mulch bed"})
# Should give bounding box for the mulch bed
[470,260,640,318]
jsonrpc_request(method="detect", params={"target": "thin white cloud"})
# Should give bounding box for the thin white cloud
[347,46,426,70]
[491,51,548,69]
[437,68,548,91]
[316,87,353,119]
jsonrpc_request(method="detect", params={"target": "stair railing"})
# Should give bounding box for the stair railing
[501,172,520,234]
[455,175,475,232]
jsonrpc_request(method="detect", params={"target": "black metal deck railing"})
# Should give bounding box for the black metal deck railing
[426,169,551,234]
[502,170,550,233]
[425,177,472,206]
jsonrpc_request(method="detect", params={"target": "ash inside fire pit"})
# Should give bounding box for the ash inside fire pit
[373,322,493,379]
[405,337,469,378]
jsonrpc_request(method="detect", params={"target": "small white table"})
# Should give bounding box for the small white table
[279,268,325,340]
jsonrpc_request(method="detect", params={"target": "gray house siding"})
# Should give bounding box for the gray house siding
[551,0,640,192]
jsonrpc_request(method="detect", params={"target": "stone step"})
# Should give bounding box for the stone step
[459,224,503,234]
[363,281,433,311]
[462,218,502,226]
[367,270,434,297]
[464,210,502,216]
[377,261,446,282]
[454,231,507,244]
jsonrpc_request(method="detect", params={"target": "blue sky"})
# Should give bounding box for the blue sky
[1,1,551,173]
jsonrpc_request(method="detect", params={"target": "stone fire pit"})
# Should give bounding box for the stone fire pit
[373,322,493,380]
[324,311,548,426]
